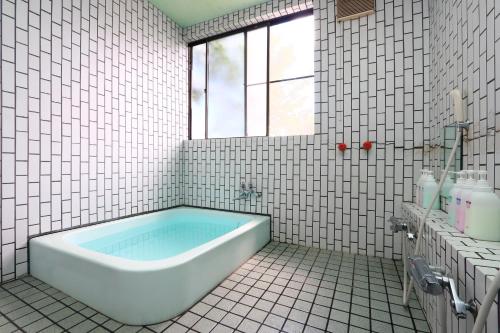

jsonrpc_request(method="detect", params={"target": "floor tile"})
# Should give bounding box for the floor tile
[237,318,260,333]
[0,242,428,333]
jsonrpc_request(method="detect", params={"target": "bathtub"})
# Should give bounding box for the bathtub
[29,207,270,325]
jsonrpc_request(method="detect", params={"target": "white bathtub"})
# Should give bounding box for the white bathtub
[29,207,270,325]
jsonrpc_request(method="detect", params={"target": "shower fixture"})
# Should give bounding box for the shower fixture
[450,89,471,130]
[407,256,477,319]
[407,256,442,296]
[402,89,472,309]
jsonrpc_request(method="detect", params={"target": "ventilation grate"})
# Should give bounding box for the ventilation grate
[337,0,374,22]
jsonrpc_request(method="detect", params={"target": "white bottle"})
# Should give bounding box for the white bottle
[440,171,455,210]
[416,169,427,206]
[464,171,500,241]
[456,170,476,232]
[422,171,440,210]
[448,171,466,227]
[418,170,431,207]
[464,171,479,225]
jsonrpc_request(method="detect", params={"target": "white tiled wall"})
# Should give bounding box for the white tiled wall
[428,0,500,194]
[181,0,431,259]
[0,0,188,283]
[4,0,497,296]
[424,1,500,331]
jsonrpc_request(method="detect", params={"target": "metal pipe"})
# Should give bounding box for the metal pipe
[438,291,447,333]
[471,267,500,333]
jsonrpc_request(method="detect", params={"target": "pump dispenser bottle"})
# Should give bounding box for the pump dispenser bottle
[456,170,476,232]
[416,170,427,206]
[448,171,466,227]
[440,171,455,210]
[421,171,440,210]
[464,171,500,241]
[417,169,431,207]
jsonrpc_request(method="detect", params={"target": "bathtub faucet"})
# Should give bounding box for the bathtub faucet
[235,182,262,200]
[247,183,262,198]
[236,183,249,200]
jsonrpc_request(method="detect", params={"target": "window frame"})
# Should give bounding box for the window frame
[188,9,314,140]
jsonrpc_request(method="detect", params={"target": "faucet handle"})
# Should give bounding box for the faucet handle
[389,216,407,233]
[407,256,443,295]
[248,182,254,190]
[240,182,246,190]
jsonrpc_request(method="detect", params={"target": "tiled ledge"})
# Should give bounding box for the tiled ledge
[401,203,499,333]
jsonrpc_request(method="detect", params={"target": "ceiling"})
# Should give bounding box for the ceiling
[149,0,269,27]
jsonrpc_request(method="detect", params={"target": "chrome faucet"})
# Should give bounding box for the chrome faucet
[236,183,249,200]
[235,181,262,200]
[247,182,262,198]
[407,256,477,319]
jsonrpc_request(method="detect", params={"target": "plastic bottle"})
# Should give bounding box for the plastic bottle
[456,170,476,232]
[440,171,455,210]
[418,170,432,207]
[448,171,466,227]
[421,170,440,210]
[464,170,500,241]
[464,171,478,226]
[415,169,427,206]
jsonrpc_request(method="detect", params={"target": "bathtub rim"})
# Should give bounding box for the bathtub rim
[28,205,271,273]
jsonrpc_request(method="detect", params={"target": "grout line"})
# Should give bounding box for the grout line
[0,307,25,332]
[19,277,115,332]
[0,282,66,331]
[301,249,335,330]
[0,243,428,333]
[165,242,289,332]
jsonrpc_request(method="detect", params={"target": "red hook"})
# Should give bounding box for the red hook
[362,140,373,151]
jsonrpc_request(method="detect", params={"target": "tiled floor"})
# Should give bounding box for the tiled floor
[0,242,430,333]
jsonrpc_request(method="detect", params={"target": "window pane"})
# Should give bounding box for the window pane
[269,77,314,136]
[270,15,314,81]
[191,44,206,139]
[207,34,245,138]
[247,27,267,85]
[247,84,267,136]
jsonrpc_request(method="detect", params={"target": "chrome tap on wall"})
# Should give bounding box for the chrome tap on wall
[236,183,248,200]
[407,256,477,319]
[247,182,262,198]
[235,182,262,200]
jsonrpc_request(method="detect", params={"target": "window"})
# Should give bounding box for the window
[189,11,314,139]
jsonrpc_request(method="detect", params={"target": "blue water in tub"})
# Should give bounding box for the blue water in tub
[76,209,252,261]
